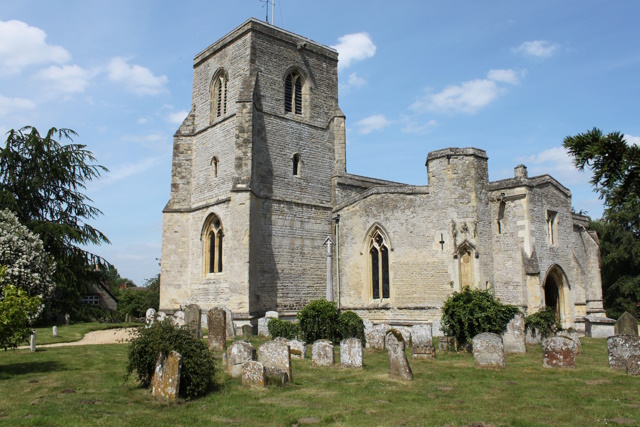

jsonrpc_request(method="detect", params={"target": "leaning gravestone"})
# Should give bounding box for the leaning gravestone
[386,330,413,380]
[472,333,506,369]
[411,324,435,360]
[145,308,156,329]
[543,336,575,368]
[242,361,267,387]
[152,351,182,402]
[207,308,226,351]
[607,335,640,370]
[258,341,292,384]
[312,340,335,367]
[173,310,185,327]
[502,313,526,353]
[615,312,639,337]
[340,338,363,368]
[217,305,236,339]
[242,324,254,338]
[184,304,202,338]
[289,340,306,359]
[227,341,255,378]
[52,326,58,337]
[29,331,36,353]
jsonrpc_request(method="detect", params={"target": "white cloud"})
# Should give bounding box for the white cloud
[487,68,523,85]
[0,94,36,116]
[167,110,188,124]
[625,134,640,147]
[411,79,503,114]
[519,146,588,186]
[0,20,70,75]
[402,118,438,134]
[512,40,559,58]
[100,156,165,186]
[137,117,148,124]
[121,133,170,151]
[356,114,390,135]
[33,65,92,94]
[107,57,168,95]
[347,72,366,88]
[331,33,376,70]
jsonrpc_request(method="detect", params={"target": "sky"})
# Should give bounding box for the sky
[1,1,639,286]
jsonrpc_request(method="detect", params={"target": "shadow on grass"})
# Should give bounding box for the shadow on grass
[0,360,66,379]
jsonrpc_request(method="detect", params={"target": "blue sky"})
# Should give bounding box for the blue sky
[1,1,638,286]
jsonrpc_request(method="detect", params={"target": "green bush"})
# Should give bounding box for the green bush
[338,311,366,345]
[297,299,340,343]
[525,307,562,339]
[118,288,157,318]
[267,318,300,339]
[441,287,519,345]
[126,320,216,400]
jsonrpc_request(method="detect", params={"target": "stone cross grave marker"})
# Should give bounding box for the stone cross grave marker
[543,336,575,368]
[472,332,506,369]
[258,341,292,385]
[340,338,363,368]
[152,351,182,402]
[184,304,201,338]
[312,340,335,367]
[207,308,226,351]
[385,330,413,380]
[227,341,255,378]
[615,312,639,337]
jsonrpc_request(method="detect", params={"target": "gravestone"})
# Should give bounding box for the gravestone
[173,310,185,327]
[525,328,542,345]
[265,311,279,319]
[289,340,306,359]
[607,335,640,370]
[242,361,267,387]
[626,355,640,376]
[217,305,236,339]
[585,315,615,338]
[29,331,36,353]
[207,308,226,351]
[184,304,201,338]
[152,351,182,402]
[145,308,156,329]
[431,319,444,337]
[312,340,334,366]
[555,331,582,355]
[156,312,166,322]
[411,324,435,360]
[273,337,289,344]
[385,330,413,380]
[64,314,70,325]
[227,341,255,378]
[502,313,526,353]
[242,324,254,338]
[52,326,58,337]
[395,326,412,345]
[472,333,506,369]
[366,324,390,350]
[543,336,575,368]
[615,312,639,337]
[258,341,292,384]
[258,317,270,337]
[340,338,363,368]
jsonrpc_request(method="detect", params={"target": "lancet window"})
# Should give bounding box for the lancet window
[369,230,390,299]
[284,70,303,114]
[210,70,228,122]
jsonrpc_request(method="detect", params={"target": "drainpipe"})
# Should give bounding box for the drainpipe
[333,214,341,310]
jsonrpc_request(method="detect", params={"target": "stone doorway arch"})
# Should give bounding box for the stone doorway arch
[543,265,573,329]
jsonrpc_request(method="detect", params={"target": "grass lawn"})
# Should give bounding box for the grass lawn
[30,322,141,346]
[0,336,639,426]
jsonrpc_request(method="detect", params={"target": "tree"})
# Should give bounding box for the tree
[0,126,109,314]
[0,267,43,350]
[563,128,640,317]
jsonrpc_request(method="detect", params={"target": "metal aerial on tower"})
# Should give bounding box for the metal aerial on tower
[260,0,276,24]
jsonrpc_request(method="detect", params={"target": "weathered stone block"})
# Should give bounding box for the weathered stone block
[258,317,270,337]
[411,324,435,360]
[472,333,505,369]
[431,320,444,337]
[543,337,575,368]
[289,340,306,359]
[207,308,226,351]
[585,316,615,338]
[152,351,182,402]
[340,338,363,368]
[258,341,292,383]
[227,340,255,378]
[385,330,412,380]
[626,355,640,376]
[145,308,156,329]
[555,331,582,355]
[312,340,334,367]
[242,361,267,387]
[185,304,201,338]
[607,335,640,370]
[265,311,279,319]
[366,324,390,350]
[615,312,639,337]
[502,313,526,353]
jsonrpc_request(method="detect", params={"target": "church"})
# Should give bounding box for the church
[159,18,606,333]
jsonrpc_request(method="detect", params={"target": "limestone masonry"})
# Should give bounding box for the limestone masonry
[160,18,606,333]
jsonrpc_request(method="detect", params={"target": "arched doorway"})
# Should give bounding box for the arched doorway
[543,265,572,329]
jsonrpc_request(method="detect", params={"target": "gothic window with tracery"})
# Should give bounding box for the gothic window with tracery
[284,70,303,114]
[210,70,228,123]
[369,230,390,299]
[203,216,224,275]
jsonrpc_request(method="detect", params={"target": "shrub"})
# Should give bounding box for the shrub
[338,311,366,345]
[0,267,43,350]
[118,288,157,318]
[267,318,300,339]
[525,307,562,339]
[441,287,519,345]
[126,320,216,400]
[297,299,340,343]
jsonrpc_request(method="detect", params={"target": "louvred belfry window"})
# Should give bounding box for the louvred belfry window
[210,71,228,123]
[284,71,303,115]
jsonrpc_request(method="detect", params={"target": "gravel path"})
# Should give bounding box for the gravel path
[19,328,137,349]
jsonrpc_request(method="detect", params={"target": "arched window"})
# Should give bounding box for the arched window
[210,70,228,123]
[292,153,301,176]
[211,156,219,178]
[369,230,390,299]
[202,216,224,275]
[497,201,505,235]
[284,70,303,115]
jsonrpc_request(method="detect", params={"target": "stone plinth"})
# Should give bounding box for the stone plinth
[607,335,640,370]
[502,313,526,354]
[312,340,334,367]
[385,330,412,380]
[411,324,435,360]
[258,341,292,383]
[289,340,306,359]
[227,340,255,378]
[340,338,363,368]
[242,361,266,387]
[152,351,182,401]
[472,333,505,369]
[585,316,615,338]
[543,337,575,368]
[207,308,226,351]
[615,312,639,337]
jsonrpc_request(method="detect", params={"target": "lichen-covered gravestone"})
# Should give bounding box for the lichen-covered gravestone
[340,338,363,368]
[242,361,267,388]
[502,313,526,353]
[145,308,156,329]
[289,340,306,359]
[152,351,182,402]
[184,304,201,338]
[472,333,506,369]
[366,324,390,350]
[607,335,640,370]
[258,317,270,337]
[227,341,255,378]
[173,310,185,327]
[386,330,413,380]
[543,336,575,368]
[207,308,226,351]
[411,324,435,360]
[217,305,236,339]
[258,341,292,385]
[626,355,640,376]
[395,326,412,345]
[312,340,335,367]
[555,331,582,355]
[615,312,639,337]
[242,324,254,338]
